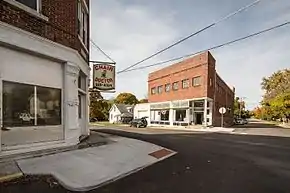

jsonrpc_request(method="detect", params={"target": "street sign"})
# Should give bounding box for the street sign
[219,107,226,114]
[219,107,226,128]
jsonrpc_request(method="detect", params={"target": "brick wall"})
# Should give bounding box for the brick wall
[212,74,235,127]
[0,0,89,62]
[147,51,235,126]
[148,52,211,103]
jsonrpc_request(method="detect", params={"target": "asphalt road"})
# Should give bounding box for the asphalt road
[2,121,290,193]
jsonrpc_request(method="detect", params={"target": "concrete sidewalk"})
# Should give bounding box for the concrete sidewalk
[92,125,234,135]
[16,135,176,191]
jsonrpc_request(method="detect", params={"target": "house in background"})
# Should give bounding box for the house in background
[0,0,90,155]
[109,104,134,124]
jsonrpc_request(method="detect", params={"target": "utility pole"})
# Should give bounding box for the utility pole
[239,97,246,118]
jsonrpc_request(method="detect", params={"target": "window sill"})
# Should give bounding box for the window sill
[4,0,49,21]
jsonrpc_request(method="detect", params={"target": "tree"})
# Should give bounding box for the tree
[89,88,111,121]
[233,97,246,118]
[139,99,148,103]
[259,69,290,121]
[269,92,290,119]
[114,93,139,105]
[261,69,290,102]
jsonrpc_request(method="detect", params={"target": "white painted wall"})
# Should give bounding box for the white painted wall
[133,103,150,125]
[0,46,63,88]
[109,105,121,123]
[0,21,89,154]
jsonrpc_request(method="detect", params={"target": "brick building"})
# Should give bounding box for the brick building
[134,51,235,128]
[0,0,90,155]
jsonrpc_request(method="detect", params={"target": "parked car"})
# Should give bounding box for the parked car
[234,118,248,125]
[130,117,148,128]
[242,119,248,124]
[90,117,98,122]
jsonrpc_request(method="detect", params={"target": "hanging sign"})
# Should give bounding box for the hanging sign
[93,63,115,91]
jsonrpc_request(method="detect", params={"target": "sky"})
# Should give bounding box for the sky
[90,0,290,110]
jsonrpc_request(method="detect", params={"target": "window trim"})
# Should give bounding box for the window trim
[77,0,89,47]
[172,82,179,91]
[157,85,163,94]
[192,76,202,87]
[165,83,170,92]
[151,87,156,95]
[182,79,190,89]
[4,0,48,21]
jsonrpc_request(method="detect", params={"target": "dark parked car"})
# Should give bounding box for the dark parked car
[234,118,248,125]
[90,118,98,122]
[130,117,148,128]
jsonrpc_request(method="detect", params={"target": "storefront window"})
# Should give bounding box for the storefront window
[3,81,35,127]
[160,110,169,121]
[175,109,186,121]
[3,81,61,127]
[37,86,61,125]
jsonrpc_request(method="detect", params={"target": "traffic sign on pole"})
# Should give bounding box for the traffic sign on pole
[219,107,226,128]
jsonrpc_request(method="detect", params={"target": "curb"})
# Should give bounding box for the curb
[0,172,23,183]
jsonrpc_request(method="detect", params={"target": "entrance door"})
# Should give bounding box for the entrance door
[196,113,203,125]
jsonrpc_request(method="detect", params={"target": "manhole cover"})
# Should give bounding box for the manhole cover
[149,149,173,159]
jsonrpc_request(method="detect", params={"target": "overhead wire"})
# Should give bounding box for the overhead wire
[90,39,116,63]
[119,21,290,73]
[117,0,264,74]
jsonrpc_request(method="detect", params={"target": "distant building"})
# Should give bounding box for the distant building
[109,104,134,124]
[0,0,90,154]
[134,51,235,128]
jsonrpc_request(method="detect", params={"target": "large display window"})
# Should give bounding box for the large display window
[3,81,61,127]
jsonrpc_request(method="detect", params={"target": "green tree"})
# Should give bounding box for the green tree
[114,93,139,105]
[259,69,290,121]
[89,88,111,121]
[269,92,290,119]
[233,97,246,118]
[261,69,290,101]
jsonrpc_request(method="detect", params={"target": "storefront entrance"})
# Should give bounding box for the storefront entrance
[195,113,203,125]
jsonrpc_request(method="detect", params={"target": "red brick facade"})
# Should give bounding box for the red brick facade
[0,0,89,62]
[148,51,235,127]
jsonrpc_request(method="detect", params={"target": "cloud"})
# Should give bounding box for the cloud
[90,0,290,109]
[90,0,179,99]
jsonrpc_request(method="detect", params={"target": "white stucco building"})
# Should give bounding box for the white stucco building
[0,0,90,156]
[109,104,134,124]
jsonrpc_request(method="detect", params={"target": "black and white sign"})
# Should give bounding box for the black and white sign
[219,107,226,114]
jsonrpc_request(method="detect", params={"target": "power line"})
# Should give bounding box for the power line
[117,0,264,74]
[120,21,290,73]
[90,39,116,63]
